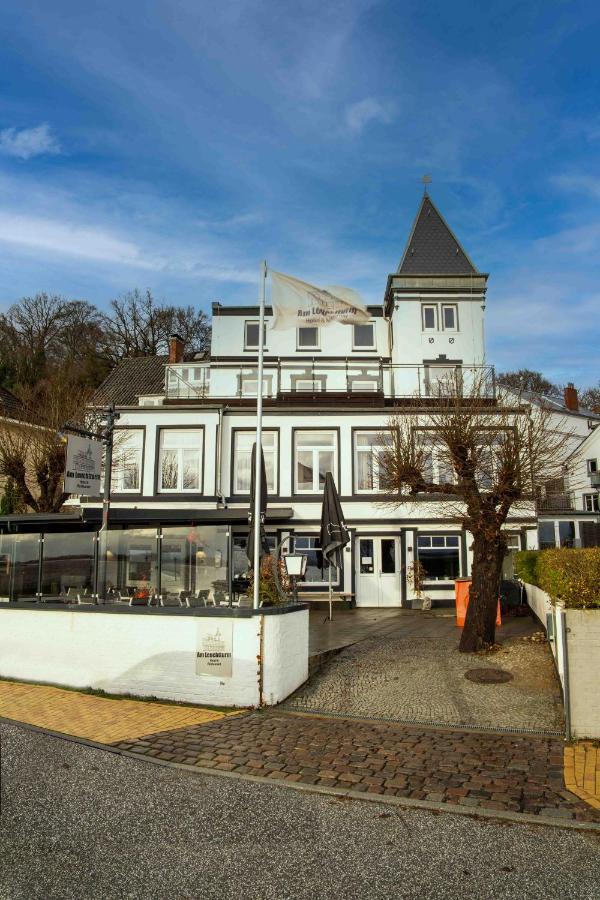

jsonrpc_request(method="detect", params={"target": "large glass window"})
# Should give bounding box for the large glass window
[160,525,229,604]
[112,429,143,493]
[294,430,337,493]
[538,521,556,549]
[0,533,14,601]
[354,431,391,492]
[12,534,41,600]
[41,532,95,600]
[558,521,575,548]
[232,431,278,495]
[291,534,340,587]
[353,322,375,349]
[417,534,460,581]
[105,528,158,601]
[158,429,203,493]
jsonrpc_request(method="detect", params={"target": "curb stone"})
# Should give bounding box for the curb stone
[2,716,599,835]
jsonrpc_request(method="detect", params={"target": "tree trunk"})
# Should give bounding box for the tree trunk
[459,530,505,652]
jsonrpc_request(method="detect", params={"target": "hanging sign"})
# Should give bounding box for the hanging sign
[64,435,103,495]
[196,620,233,678]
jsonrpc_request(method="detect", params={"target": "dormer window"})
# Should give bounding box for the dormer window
[353,322,375,350]
[245,321,266,350]
[297,326,319,349]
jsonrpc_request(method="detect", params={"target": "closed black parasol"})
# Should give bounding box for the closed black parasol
[319,472,349,618]
[246,441,269,564]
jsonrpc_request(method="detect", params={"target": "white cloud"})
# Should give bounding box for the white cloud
[550,173,600,200]
[344,98,394,134]
[0,212,159,268]
[0,123,61,160]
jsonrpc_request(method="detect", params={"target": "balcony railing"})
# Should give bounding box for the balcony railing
[165,362,496,402]
[536,493,575,512]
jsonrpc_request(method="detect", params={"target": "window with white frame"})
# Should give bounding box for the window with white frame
[158,429,203,492]
[297,326,319,349]
[417,534,460,581]
[291,535,339,586]
[112,429,143,493]
[244,321,266,349]
[353,322,375,349]
[421,305,437,331]
[415,435,455,486]
[232,431,278,495]
[587,458,598,475]
[441,304,458,331]
[294,430,337,493]
[354,431,391,492]
[584,493,600,512]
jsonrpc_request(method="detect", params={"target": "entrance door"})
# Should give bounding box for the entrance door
[356,537,401,607]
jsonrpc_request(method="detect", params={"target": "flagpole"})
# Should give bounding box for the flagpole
[252,260,268,609]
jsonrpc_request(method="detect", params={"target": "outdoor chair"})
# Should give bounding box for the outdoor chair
[238,596,252,608]
[186,590,210,608]
[159,593,183,607]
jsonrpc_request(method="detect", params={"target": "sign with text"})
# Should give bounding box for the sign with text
[64,434,103,495]
[196,620,233,679]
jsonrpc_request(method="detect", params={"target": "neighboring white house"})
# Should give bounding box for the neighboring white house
[3,193,592,607]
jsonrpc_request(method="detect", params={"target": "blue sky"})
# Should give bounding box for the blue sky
[0,0,599,386]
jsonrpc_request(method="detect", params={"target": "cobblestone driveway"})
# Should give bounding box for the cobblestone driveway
[289,611,564,733]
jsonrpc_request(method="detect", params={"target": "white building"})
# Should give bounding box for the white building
[3,194,594,607]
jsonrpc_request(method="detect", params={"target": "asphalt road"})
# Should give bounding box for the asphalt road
[1,721,599,900]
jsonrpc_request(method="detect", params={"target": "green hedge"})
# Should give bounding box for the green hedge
[515,548,600,609]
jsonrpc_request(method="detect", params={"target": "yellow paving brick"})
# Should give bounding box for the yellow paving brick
[564,742,600,811]
[0,679,242,744]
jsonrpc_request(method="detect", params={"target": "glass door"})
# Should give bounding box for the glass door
[355,537,401,607]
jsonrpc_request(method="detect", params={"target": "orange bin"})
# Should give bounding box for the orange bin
[455,578,501,628]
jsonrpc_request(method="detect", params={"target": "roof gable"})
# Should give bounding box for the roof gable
[398,195,478,275]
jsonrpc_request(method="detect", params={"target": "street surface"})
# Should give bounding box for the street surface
[1,722,599,899]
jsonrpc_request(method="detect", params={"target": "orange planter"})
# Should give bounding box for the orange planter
[455,578,501,628]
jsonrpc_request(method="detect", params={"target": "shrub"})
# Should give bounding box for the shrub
[537,548,600,610]
[247,554,292,606]
[515,550,541,587]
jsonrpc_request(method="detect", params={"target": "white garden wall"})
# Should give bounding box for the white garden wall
[0,607,308,708]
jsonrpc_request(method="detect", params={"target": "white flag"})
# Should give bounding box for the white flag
[271,270,370,331]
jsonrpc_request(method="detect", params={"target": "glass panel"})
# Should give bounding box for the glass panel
[558,521,575,548]
[417,536,431,547]
[296,431,335,448]
[41,532,95,600]
[182,449,200,489]
[298,327,318,348]
[354,323,374,347]
[112,430,143,492]
[161,449,178,489]
[318,450,333,488]
[13,534,40,600]
[443,306,456,329]
[418,547,460,581]
[160,526,229,603]
[292,535,334,585]
[538,521,556,549]
[234,432,276,494]
[431,536,445,548]
[297,450,313,491]
[105,528,158,602]
[356,450,373,490]
[359,539,374,574]
[423,306,436,329]
[0,533,14,601]
[446,536,460,547]
[381,539,395,574]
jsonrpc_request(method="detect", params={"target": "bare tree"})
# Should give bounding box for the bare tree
[377,374,572,652]
[580,382,600,412]
[497,369,559,396]
[0,374,95,513]
[101,289,210,361]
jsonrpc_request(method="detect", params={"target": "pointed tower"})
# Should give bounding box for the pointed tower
[384,193,488,389]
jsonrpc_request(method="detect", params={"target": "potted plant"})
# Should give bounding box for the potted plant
[407,559,431,610]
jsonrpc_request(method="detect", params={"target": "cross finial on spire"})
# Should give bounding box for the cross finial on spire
[421,174,432,195]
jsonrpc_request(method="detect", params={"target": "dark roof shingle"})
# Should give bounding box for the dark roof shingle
[398,195,478,275]
[0,385,23,420]
[93,356,167,407]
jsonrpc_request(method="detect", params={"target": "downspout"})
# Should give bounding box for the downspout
[215,405,228,507]
[559,608,572,741]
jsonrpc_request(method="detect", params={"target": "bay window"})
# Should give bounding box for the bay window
[112,429,143,493]
[158,429,203,493]
[232,431,278,495]
[294,430,337,493]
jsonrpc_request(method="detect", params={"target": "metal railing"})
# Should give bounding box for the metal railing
[165,362,496,402]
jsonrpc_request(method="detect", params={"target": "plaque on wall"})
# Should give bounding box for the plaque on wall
[196,620,233,678]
